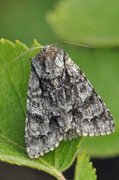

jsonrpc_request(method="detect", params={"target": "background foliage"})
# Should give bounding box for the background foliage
[0,0,119,179]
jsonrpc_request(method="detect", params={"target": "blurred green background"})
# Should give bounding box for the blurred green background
[0,0,59,45]
[0,0,119,158]
[0,0,119,179]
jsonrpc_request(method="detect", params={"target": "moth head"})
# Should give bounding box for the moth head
[42,45,58,60]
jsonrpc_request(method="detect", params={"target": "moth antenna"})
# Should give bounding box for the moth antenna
[5,46,43,68]
[4,41,94,69]
[57,41,95,48]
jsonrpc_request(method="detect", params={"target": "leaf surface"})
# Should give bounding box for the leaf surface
[0,39,81,179]
[74,153,97,180]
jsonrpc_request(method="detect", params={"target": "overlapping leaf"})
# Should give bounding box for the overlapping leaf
[74,153,97,180]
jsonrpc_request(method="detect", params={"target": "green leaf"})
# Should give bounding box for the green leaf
[74,153,97,180]
[0,39,81,179]
[59,45,119,157]
[47,0,119,47]
[43,138,81,171]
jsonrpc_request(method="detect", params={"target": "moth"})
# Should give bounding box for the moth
[25,45,115,158]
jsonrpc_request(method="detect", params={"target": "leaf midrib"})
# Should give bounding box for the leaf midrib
[58,139,75,170]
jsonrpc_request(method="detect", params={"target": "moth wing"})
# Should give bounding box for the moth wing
[25,67,64,158]
[64,56,115,137]
[25,46,115,158]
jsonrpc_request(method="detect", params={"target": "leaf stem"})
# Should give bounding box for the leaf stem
[57,173,66,180]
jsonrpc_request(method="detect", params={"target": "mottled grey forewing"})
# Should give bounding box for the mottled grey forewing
[25,47,71,158]
[64,56,115,137]
[25,45,115,158]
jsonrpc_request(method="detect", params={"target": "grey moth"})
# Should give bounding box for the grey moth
[25,45,115,158]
